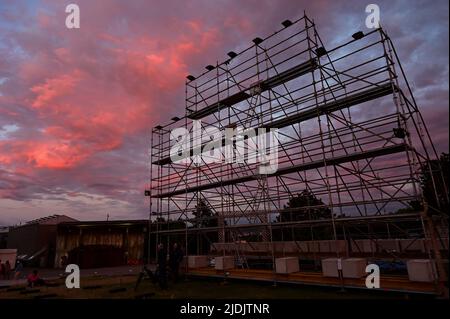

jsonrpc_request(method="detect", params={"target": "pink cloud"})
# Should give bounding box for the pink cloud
[0,0,447,225]
[30,70,82,108]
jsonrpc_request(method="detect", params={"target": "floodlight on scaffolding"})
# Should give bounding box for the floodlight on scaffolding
[227,51,237,59]
[252,37,263,45]
[315,47,327,57]
[282,20,293,27]
[352,31,365,40]
[205,65,215,71]
[186,75,196,81]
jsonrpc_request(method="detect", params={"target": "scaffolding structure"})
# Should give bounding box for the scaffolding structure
[148,14,448,292]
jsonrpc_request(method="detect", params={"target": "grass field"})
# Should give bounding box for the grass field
[0,275,430,299]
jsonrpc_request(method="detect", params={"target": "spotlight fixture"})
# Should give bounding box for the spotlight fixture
[315,47,327,57]
[352,31,365,40]
[155,125,163,130]
[252,37,263,45]
[393,127,407,139]
[205,65,215,71]
[282,20,293,28]
[171,116,180,122]
[186,75,196,81]
[227,51,237,59]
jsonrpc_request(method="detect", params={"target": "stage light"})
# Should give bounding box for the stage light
[315,47,327,57]
[282,20,293,27]
[227,51,237,59]
[352,31,365,40]
[252,37,263,45]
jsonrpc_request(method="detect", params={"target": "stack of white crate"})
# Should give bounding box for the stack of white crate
[321,258,340,278]
[342,258,367,278]
[406,259,436,282]
[275,257,299,274]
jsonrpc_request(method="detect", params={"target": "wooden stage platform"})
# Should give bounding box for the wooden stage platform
[186,267,437,295]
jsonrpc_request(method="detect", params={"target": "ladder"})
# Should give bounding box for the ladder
[231,231,249,269]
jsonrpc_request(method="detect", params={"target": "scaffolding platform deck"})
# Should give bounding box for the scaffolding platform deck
[187,267,436,295]
[187,59,318,120]
[152,83,396,165]
[154,143,408,198]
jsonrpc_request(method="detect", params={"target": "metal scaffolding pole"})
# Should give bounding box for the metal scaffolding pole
[146,13,448,295]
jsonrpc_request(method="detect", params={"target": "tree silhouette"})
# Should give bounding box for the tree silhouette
[188,198,219,254]
[192,198,218,228]
[276,189,331,222]
[420,153,449,215]
[273,190,332,241]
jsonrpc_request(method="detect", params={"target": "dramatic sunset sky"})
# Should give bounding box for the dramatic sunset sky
[0,0,448,225]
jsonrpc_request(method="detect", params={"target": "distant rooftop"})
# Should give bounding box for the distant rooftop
[58,219,148,228]
[24,214,78,226]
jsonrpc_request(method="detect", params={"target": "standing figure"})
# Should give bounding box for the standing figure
[157,243,168,289]
[4,260,11,280]
[169,243,183,282]
[60,255,68,268]
[14,260,24,280]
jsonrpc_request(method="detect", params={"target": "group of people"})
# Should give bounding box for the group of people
[0,259,23,280]
[1,258,44,287]
[0,259,12,279]
[156,242,183,289]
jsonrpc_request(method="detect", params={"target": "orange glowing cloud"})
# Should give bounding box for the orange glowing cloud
[30,70,83,109]
[0,0,444,225]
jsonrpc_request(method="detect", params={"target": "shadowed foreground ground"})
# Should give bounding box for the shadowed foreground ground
[0,274,432,299]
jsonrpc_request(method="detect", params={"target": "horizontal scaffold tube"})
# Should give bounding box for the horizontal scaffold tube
[153,143,408,198]
[153,83,396,165]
